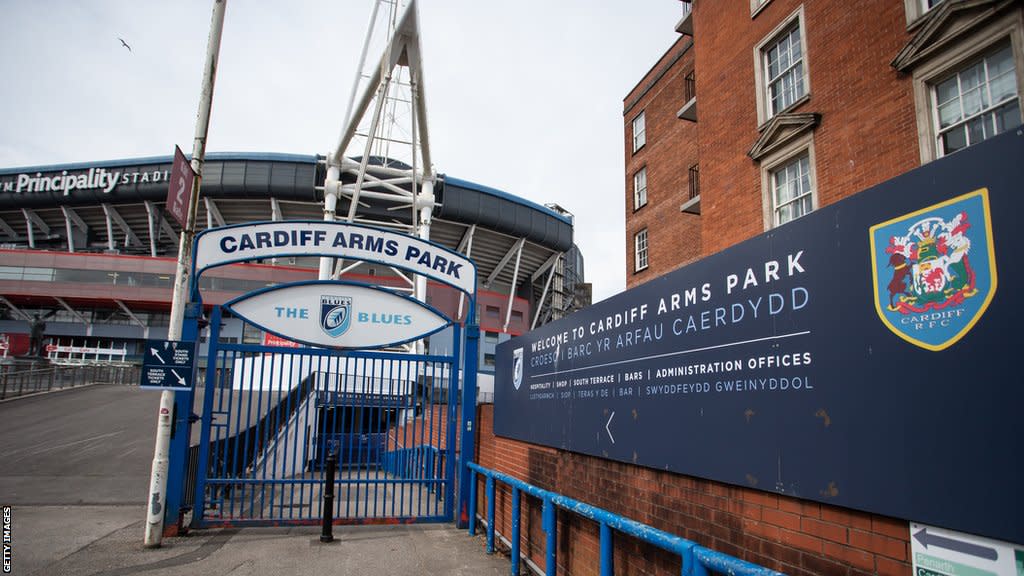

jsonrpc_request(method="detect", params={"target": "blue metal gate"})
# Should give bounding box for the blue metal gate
[191,307,460,527]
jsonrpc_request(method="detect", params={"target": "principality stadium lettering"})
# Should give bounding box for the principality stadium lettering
[0,167,169,196]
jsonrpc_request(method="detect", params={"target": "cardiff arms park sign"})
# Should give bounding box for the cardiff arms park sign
[496,131,1021,545]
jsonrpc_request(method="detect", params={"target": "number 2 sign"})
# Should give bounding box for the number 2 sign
[166,146,195,228]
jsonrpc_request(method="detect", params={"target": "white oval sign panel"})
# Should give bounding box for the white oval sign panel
[224,281,451,350]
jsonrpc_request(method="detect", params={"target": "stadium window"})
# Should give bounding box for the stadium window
[242,324,262,345]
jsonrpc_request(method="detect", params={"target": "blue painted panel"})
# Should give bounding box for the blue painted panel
[496,131,1023,544]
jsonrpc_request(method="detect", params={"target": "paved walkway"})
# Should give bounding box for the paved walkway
[1,385,513,576]
[13,508,509,576]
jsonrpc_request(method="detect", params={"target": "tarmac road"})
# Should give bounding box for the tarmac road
[0,384,159,507]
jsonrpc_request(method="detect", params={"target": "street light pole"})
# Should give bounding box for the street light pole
[144,0,227,548]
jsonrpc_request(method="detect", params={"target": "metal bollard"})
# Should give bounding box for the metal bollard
[320,451,337,543]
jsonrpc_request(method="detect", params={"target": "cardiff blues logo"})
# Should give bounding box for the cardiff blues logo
[512,347,523,390]
[320,295,352,338]
[870,189,997,351]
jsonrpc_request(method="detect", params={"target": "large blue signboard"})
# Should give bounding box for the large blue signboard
[495,131,1022,544]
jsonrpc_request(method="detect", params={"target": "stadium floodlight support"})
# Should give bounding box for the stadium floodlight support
[0,296,30,322]
[61,206,88,253]
[144,0,226,548]
[320,0,435,333]
[532,253,562,330]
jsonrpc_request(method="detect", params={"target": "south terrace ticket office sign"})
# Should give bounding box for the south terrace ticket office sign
[496,131,1022,545]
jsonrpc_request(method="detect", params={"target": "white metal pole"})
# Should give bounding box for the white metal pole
[414,180,433,354]
[144,0,227,548]
[340,0,383,140]
[318,166,340,280]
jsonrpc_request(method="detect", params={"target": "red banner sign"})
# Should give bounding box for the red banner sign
[166,146,195,227]
[263,332,301,348]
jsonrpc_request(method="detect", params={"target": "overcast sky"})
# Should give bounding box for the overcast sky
[0,0,681,303]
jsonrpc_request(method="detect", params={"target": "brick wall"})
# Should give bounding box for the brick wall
[624,36,702,289]
[696,0,919,257]
[475,404,912,575]
[387,404,452,451]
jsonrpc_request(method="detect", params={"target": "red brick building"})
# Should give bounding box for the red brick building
[624,35,700,288]
[471,1,1023,575]
[626,0,1022,271]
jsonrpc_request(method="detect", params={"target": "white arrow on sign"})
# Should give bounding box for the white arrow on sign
[150,348,165,364]
[606,411,615,444]
[170,369,187,387]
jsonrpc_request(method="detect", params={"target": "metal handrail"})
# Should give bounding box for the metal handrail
[0,362,138,400]
[467,461,786,576]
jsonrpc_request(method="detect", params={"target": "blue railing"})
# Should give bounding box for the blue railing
[381,445,446,480]
[467,462,786,576]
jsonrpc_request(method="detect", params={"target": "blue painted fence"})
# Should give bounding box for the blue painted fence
[381,445,446,481]
[190,311,461,527]
[468,462,786,576]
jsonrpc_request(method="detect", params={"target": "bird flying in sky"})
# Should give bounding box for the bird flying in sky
[118,37,132,52]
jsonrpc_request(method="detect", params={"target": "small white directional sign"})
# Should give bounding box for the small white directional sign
[139,339,196,391]
[911,522,1024,576]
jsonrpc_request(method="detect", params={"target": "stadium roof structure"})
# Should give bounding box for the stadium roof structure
[0,152,580,328]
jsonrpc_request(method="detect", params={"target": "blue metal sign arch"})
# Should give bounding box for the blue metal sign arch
[178,220,480,529]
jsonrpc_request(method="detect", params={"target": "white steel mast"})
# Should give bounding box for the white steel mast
[320,0,434,355]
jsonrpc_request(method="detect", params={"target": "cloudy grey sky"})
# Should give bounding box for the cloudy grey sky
[0,1,681,303]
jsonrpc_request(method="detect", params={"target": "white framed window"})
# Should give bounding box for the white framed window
[905,0,946,26]
[770,154,814,226]
[633,167,648,210]
[766,24,805,115]
[632,111,646,153]
[932,43,1020,157]
[758,129,817,230]
[634,228,648,272]
[754,7,810,125]
[906,11,1024,163]
[751,0,773,19]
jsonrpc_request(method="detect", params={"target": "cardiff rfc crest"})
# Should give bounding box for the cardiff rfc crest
[869,189,997,351]
[512,347,523,390]
[320,295,352,338]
